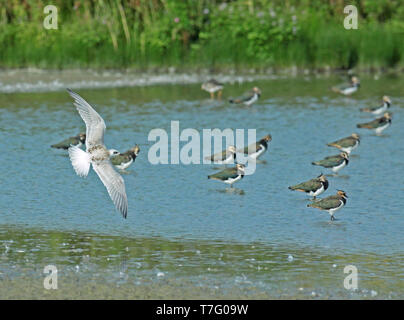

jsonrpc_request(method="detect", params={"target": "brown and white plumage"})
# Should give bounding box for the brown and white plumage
[51,132,86,149]
[67,89,128,218]
[357,112,392,135]
[327,133,360,154]
[205,145,237,164]
[201,79,224,99]
[307,190,348,221]
[331,76,360,96]
[360,96,391,115]
[229,87,261,106]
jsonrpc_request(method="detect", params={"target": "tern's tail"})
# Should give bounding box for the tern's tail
[68,145,90,177]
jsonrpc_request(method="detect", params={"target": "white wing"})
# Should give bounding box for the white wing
[67,89,106,148]
[92,160,128,218]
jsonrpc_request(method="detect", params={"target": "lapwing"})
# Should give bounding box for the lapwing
[208,163,245,188]
[327,133,360,155]
[66,89,128,218]
[111,145,140,170]
[289,173,329,200]
[312,152,349,174]
[51,133,86,149]
[238,134,272,159]
[205,145,237,164]
[201,79,224,99]
[332,76,360,96]
[229,87,261,106]
[357,112,392,135]
[307,190,348,221]
[360,96,391,116]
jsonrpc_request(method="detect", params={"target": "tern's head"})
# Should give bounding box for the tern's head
[340,152,349,160]
[317,173,327,183]
[109,149,120,157]
[351,133,360,140]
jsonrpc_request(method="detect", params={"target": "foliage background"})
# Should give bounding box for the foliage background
[1,0,404,70]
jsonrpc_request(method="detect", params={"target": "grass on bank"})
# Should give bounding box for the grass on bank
[1,0,404,71]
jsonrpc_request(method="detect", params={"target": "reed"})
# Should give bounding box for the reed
[0,0,403,71]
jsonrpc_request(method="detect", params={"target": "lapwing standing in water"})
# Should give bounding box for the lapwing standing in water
[327,133,360,155]
[332,76,360,96]
[289,174,329,200]
[312,152,349,174]
[201,79,224,99]
[238,134,272,160]
[357,112,392,135]
[111,145,140,170]
[205,145,237,165]
[360,96,391,116]
[208,163,245,188]
[229,87,261,106]
[307,190,348,221]
[66,89,128,218]
[51,133,86,149]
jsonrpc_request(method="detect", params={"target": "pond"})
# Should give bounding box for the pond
[0,70,403,299]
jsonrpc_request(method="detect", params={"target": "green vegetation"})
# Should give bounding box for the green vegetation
[1,0,404,71]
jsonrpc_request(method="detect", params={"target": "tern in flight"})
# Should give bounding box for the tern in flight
[66,89,128,218]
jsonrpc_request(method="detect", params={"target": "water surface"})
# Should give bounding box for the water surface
[0,72,403,299]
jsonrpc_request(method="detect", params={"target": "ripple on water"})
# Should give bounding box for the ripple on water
[0,75,403,298]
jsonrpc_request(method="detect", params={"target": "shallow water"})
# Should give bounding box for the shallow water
[0,71,403,299]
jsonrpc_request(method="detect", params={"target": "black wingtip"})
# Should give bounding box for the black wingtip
[66,88,77,97]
